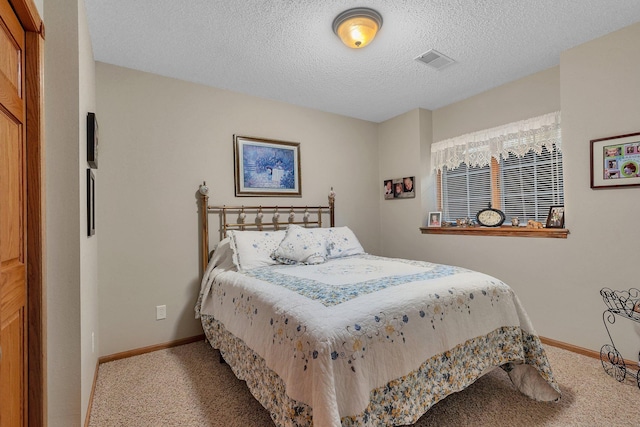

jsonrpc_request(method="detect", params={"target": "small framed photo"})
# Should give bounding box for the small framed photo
[383,176,416,199]
[402,176,415,196]
[87,112,98,169]
[383,179,394,199]
[234,135,301,197]
[393,179,404,198]
[87,169,95,236]
[427,211,442,227]
[590,132,640,189]
[545,205,565,228]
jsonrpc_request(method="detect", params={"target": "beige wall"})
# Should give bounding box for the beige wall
[95,63,381,355]
[559,22,640,359]
[433,66,561,141]
[78,0,99,420]
[379,23,640,359]
[419,108,435,220]
[378,108,433,258]
[44,0,81,424]
[44,0,98,425]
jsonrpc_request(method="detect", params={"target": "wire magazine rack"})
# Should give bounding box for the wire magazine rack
[599,287,640,389]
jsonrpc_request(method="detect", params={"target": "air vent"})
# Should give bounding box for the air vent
[415,49,455,70]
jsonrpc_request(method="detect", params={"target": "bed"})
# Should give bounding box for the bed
[194,184,560,426]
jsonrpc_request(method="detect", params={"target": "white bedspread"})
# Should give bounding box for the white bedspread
[196,254,560,426]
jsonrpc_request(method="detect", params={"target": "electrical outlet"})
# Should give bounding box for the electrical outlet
[156,305,167,320]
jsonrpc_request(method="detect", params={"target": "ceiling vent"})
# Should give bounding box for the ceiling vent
[415,49,455,70]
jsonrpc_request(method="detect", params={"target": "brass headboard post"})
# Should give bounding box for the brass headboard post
[199,182,210,274]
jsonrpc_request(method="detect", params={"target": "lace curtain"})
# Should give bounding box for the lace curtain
[431,111,561,172]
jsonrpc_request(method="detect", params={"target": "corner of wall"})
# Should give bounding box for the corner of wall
[418,108,434,224]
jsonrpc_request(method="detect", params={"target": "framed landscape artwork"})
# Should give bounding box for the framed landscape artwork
[234,135,301,197]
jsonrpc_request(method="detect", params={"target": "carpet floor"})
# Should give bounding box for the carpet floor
[88,340,640,426]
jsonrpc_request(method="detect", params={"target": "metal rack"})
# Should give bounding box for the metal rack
[600,287,640,389]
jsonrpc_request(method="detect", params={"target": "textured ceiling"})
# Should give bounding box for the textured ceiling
[85,0,640,123]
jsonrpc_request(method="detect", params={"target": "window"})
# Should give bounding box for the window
[441,163,491,221]
[499,145,563,222]
[432,112,563,224]
[440,145,563,223]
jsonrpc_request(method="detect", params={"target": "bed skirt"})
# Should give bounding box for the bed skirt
[201,314,559,427]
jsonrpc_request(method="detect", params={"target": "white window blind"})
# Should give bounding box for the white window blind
[442,163,491,221]
[500,145,564,222]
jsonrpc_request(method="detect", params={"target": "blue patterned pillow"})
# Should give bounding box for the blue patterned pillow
[323,226,365,259]
[227,230,286,272]
[272,225,327,265]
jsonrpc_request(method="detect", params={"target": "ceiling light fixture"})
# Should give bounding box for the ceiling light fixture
[332,7,383,49]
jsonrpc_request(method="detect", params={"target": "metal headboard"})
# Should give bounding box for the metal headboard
[198,182,335,273]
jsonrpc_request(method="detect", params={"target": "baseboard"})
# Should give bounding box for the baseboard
[95,334,631,367]
[98,334,206,364]
[84,358,99,427]
[540,335,638,371]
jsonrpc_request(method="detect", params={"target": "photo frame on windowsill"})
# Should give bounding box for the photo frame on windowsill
[87,112,99,169]
[545,205,565,228]
[427,211,442,227]
[590,132,640,189]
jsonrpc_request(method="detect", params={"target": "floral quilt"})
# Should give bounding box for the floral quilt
[196,254,560,427]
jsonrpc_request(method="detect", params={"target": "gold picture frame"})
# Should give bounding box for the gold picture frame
[234,135,302,197]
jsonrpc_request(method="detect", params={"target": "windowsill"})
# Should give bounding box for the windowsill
[419,225,569,238]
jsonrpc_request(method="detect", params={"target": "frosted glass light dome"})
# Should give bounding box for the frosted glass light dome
[332,8,383,49]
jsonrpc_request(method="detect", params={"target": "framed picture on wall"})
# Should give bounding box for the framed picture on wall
[383,179,394,199]
[383,176,415,199]
[590,132,640,189]
[87,112,99,169]
[87,169,95,236]
[234,135,301,197]
[401,176,415,196]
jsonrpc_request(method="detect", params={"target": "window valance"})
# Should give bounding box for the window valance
[431,111,561,172]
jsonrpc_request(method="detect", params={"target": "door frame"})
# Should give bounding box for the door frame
[8,0,45,425]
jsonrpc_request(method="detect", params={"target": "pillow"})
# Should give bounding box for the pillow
[227,230,286,272]
[272,224,327,265]
[322,226,365,259]
[208,237,237,271]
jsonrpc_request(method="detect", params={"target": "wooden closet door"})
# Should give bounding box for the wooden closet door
[0,0,27,425]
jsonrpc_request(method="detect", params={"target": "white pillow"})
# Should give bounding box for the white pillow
[323,226,365,259]
[227,230,286,272]
[272,224,327,265]
[208,237,237,271]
